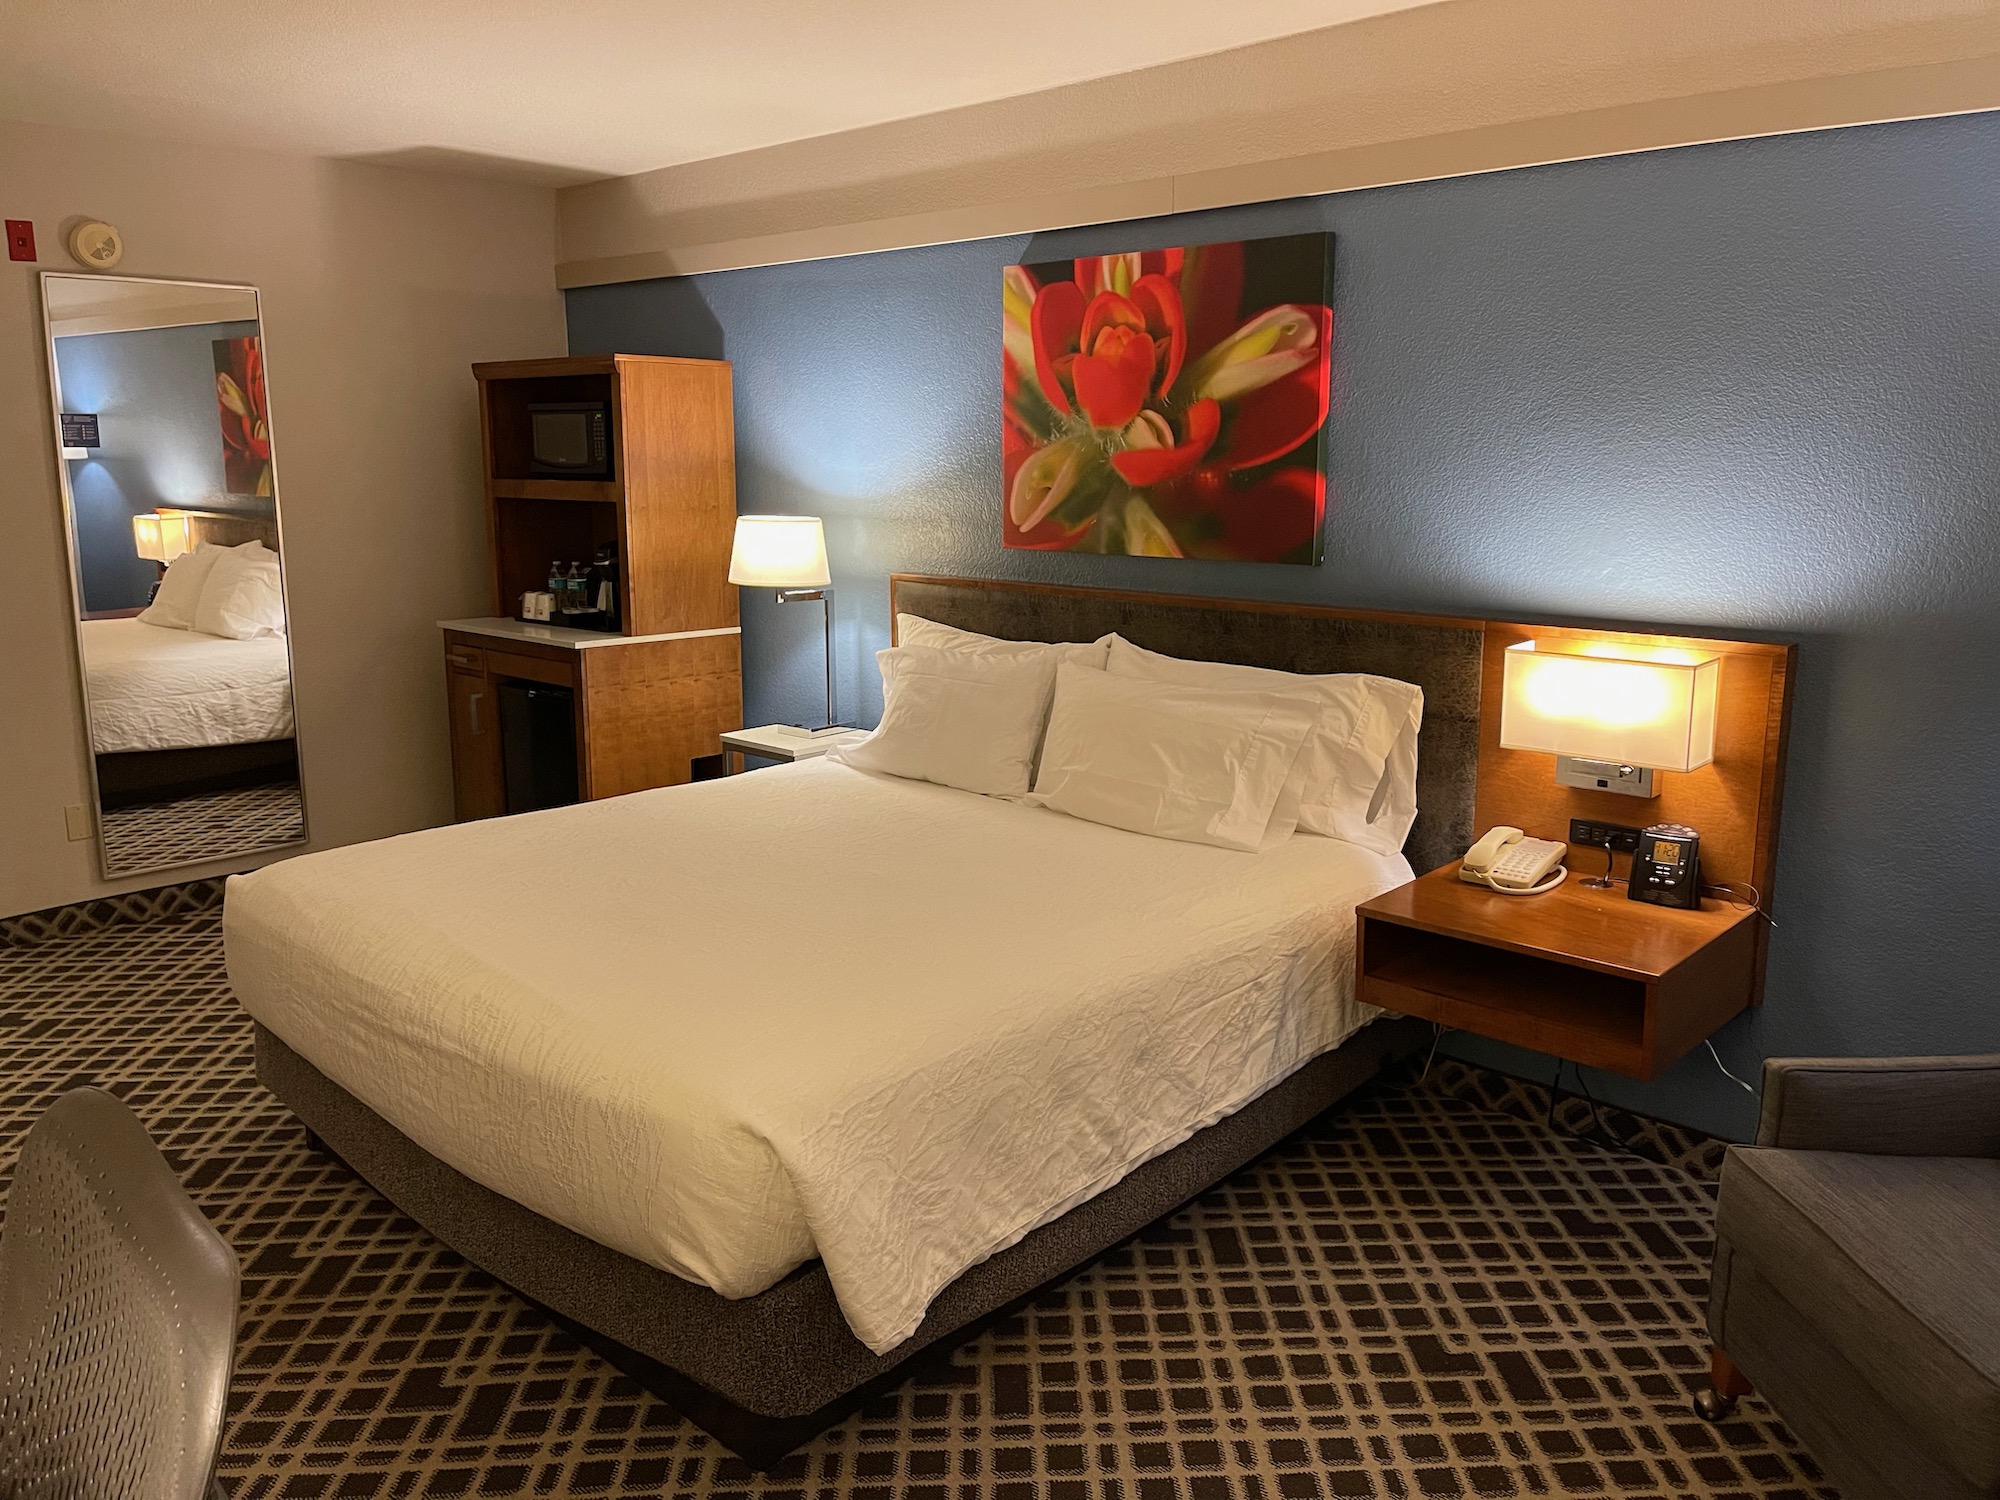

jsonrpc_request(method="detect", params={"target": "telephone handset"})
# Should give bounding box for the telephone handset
[1459,826,1568,895]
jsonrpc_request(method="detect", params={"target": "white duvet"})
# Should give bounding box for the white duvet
[225,760,1408,1353]
[81,617,294,753]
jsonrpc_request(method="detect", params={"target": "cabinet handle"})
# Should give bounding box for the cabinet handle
[469,691,483,736]
[447,653,475,669]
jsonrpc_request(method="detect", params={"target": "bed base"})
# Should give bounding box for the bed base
[95,738,298,809]
[256,1016,1426,1468]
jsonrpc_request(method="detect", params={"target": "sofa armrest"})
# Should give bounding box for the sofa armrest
[1756,1054,2000,1156]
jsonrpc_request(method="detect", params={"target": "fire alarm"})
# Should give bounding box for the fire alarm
[67,220,124,270]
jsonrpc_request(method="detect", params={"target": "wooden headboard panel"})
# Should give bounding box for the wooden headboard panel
[888,575,1795,916]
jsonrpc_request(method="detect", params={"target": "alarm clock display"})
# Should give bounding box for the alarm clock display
[1628,823,1701,908]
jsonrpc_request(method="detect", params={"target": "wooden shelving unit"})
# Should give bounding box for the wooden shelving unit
[444,355,743,818]
[1356,864,1759,1079]
[473,353,739,638]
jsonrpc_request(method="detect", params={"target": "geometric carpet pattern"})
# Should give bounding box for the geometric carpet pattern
[97,779,306,876]
[0,908,1837,1499]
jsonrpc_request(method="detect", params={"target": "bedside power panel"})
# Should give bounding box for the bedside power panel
[1570,818,1644,854]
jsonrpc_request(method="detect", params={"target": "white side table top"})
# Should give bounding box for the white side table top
[720,724,867,762]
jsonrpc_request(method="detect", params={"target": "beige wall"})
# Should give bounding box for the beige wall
[0,120,566,918]
[557,0,2000,283]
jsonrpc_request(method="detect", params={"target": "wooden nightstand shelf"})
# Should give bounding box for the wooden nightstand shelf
[1357,864,1760,1080]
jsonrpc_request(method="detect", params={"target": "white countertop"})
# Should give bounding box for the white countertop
[440,617,743,652]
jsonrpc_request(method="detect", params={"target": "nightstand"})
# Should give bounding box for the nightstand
[1355,863,1759,1080]
[719,725,866,774]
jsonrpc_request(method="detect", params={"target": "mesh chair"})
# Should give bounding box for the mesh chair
[0,1087,239,1500]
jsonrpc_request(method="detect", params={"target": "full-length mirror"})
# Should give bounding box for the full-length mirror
[41,273,307,877]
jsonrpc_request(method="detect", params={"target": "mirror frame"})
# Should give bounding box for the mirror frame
[39,271,311,880]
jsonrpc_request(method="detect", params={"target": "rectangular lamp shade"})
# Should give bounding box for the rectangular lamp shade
[1499,638,1721,773]
[132,510,196,564]
[727,514,830,588]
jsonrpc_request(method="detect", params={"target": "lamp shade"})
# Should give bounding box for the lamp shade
[132,509,195,564]
[727,515,830,588]
[1499,639,1721,773]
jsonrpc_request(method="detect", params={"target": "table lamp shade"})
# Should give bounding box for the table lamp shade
[1499,639,1720,773]
[728,515,830,589]
[132,509,195,564]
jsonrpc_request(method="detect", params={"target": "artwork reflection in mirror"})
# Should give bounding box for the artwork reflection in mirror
[42,274,307,878]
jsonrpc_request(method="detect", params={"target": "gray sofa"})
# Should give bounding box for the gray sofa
[1701,1053,2000,1499]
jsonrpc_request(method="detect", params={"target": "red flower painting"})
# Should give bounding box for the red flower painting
[213,335,272,497]
[1004,233,1332,563]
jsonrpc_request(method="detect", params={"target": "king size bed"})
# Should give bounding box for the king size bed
[226,576,1486,1464]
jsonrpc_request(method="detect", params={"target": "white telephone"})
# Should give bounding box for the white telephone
[1459,826,1568,895]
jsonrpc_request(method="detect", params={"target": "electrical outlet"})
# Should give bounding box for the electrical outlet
[63,804,92,842]
[1570,817,1643,853]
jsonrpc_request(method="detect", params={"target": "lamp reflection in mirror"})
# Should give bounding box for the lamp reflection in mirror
[1500,638,1721,799]
[132,509,195,566]
[727,515,841,732]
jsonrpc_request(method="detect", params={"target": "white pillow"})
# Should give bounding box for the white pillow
[1364,695,1424,853]
[135,542,227,630]
[832,645,1057,798]
[1104,636,1422,854]
[895,613,1111,670]
[1028,662,1322,852]
[193,541,286,640]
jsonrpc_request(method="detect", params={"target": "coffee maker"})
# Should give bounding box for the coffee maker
[580,539,620,633]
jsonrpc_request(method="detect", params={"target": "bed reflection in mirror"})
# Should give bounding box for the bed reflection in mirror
[42,273,307,878]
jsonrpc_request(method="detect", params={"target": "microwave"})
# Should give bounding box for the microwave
[527,401,612,479]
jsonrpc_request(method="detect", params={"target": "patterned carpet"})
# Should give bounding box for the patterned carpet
[98,780,306,875]
[0,906,1835,1500]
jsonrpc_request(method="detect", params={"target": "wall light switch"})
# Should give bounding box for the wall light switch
[64,804,92,842]
[5,220,35,262]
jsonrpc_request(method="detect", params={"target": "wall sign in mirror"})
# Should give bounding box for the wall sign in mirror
[39,273,307,879]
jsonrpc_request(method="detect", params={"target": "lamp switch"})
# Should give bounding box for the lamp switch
[1570,817,1643,853]
[64,804,92,842]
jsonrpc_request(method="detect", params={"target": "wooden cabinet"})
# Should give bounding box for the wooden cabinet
[444,645,504,821]
[443,624,743,814]
[444,354,743,820]
[1356,863,1760,1080]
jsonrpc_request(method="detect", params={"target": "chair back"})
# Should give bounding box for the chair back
[0,1088,239,1500]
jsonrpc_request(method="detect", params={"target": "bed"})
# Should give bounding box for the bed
[81,617,294,754]
[229,575,1487,1464]
[81,509,299,808]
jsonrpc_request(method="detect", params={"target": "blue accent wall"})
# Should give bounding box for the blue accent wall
[567,114,2000,1140]
[52,319,262,612]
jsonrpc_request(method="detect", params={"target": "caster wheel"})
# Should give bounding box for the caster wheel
[1692,1385,1739,1422]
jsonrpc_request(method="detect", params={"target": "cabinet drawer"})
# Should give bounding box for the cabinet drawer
[443,643,486,674]
[486,649,576,688]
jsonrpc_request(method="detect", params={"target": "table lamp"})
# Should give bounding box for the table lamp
[727,514,841,732]
[132,510,195,569]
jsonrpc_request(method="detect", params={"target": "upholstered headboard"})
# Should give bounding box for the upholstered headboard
[183,509,279,554]
[888,575,1486,876]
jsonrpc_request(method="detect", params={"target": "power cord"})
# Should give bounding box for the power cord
[1702,879,1775,928]
[1705,1039,1759,1096]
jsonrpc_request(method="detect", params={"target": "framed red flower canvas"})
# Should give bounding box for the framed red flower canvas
[1004,232,1332,564]
[213,334,272,497]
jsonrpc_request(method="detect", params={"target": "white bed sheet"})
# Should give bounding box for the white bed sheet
[225,760,1409,1354]
[81,617,294,753]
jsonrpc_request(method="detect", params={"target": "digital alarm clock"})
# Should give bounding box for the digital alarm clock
[1628,823,1702,909]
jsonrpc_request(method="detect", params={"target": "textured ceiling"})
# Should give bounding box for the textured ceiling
[0,0,1444,183]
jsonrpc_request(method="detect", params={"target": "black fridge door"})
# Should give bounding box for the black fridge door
[497,679,580,814]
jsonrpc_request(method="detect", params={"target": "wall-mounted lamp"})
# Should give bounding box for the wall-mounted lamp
[132,509,195,566]
[1499,638,1721,799]
[727,514,842,732]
